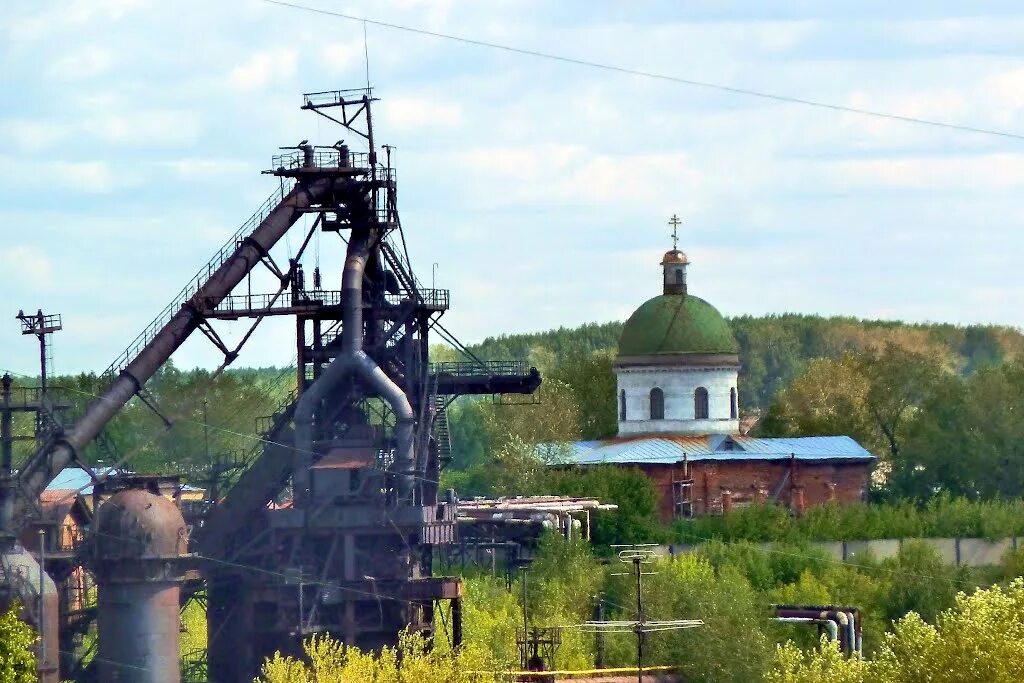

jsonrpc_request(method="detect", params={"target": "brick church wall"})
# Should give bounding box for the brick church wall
[632,459,871,522]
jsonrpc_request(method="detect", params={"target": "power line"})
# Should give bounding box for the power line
[260,0,1024,142]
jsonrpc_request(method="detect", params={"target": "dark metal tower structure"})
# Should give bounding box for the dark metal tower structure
[197,90,539,681]
[0,87,540,683]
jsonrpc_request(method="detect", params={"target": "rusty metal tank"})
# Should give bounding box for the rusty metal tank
[0,545,60,683]
[92,488,189,683]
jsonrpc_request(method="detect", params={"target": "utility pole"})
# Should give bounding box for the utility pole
[634,556,644,683]
[38,529,46,670]
[593,592,606,668]
[570,545,703,682]
[521,566,529,637]
[1,374,13,544]
[16,310,61,396]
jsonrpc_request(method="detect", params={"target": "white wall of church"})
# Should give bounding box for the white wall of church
[616,365,739,435]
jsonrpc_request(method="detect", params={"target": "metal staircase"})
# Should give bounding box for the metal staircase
[433,394,452,465]
[102,181,293,380]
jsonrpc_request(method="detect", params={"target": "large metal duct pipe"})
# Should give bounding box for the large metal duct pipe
[0,546,59,683]
[7,178,339,532]
[293,224,415,505]
[92,489,189,683]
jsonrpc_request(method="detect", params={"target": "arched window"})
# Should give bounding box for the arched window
[730,387,738,419]
[619,390,627,421]
[674,268,684,284]
[649,387,665,420]
[694,387,709,420]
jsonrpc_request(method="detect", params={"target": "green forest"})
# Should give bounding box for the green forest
[7,313,1023,508]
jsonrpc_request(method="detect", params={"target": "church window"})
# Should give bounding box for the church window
[730,387,738,419]
[694,387,709,419]
[650,387,665,420]
[620,390,627,421]
[674,268,684,284]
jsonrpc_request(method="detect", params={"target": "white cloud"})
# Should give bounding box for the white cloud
[46,45,113,80]
[382,96,464,129]
[7,0,144,42]
[48,161,118,193]
[228,49,298,91]
[1,246,54,288]
[455,144,701,205]
[319,43,363,73]
[0,119,73,152]
[86,110,204,145]
[161,158,249,181]
[823,153,1024,191]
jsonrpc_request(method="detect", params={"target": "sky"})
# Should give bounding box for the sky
[2,0,1024,375]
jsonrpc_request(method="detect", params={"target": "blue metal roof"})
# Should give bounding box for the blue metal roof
[44,467,203,493]
[550,434,874,466]
[46,466,118,493]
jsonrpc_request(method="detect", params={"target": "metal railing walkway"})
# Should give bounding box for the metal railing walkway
[102,181,294,379]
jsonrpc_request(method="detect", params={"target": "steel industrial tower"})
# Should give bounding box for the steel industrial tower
[0,89,540,683]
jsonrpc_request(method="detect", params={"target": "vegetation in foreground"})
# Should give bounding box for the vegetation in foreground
[0,602,36,683]
[253,534,1024,681]
[768,578,1024,682]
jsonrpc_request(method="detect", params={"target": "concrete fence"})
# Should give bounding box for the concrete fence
[660,536,1021,567]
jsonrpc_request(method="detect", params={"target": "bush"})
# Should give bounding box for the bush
[0,602,36,683]
[258,631,496,683]
[769,578,1024,682]
[544,466,665,546]
[602,554,772,682]
[672,498,1024,545]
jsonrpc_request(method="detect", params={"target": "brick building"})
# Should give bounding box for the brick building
[562,434,872,522]
[553,225,874,519]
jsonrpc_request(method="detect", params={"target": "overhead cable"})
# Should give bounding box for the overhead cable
[260,0,1024,142]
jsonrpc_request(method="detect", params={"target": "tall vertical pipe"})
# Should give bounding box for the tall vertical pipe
[93,489,189,683]
[293,222,415,505]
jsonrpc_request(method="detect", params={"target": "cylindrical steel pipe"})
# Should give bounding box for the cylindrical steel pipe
[293,221,416,504]
[93,489,189,683]
[0,546,60,683]
[9,178,338,532]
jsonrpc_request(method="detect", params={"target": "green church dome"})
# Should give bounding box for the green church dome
[618,294,739,357]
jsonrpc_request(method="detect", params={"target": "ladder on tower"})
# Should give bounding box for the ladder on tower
[434,393,452,466]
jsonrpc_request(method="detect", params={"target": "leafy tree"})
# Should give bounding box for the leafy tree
[856,345,945,463]
[759,345,946,476]
[548,349,617,440]
[898,359,1024,499]
[258,631,496,683]
[0,602,36,683]
[769,578,1024,682]
[757,355,877,452]
[602,554,772,682]
[544,466,663,545]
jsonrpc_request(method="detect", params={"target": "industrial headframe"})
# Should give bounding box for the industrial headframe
[0,88,541,683]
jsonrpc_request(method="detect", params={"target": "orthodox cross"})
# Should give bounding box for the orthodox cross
[668,214,682,251]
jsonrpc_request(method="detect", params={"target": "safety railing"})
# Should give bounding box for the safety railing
[302,88,373,108]
[206,290,344,315]
[384,288,450,310]
[429,360,532,377]
[103,182,294,378]
[270,149,370,172]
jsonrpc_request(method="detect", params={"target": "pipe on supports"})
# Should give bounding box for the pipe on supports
[773,616,839,643]
[92,489,190,683]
